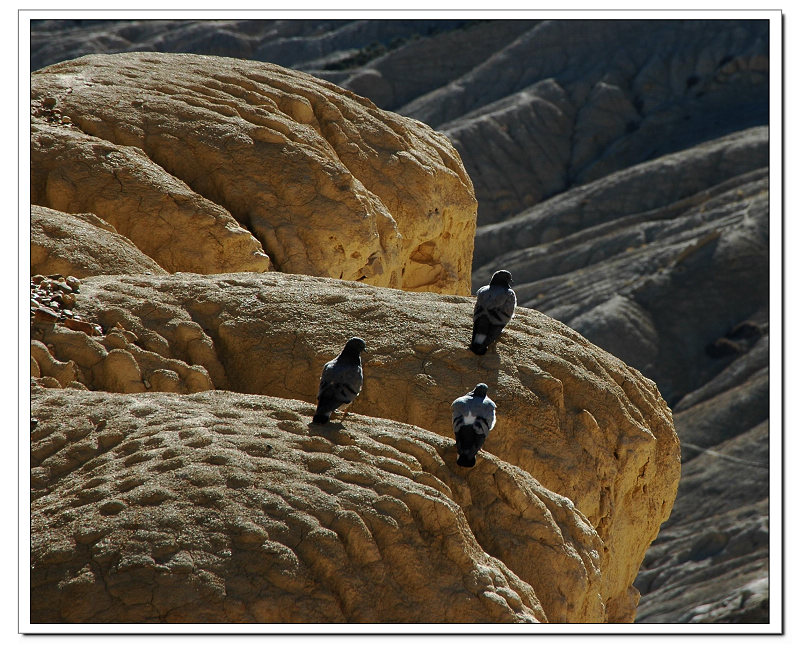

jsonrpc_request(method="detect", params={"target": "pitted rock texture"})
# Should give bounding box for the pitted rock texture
[28,17,768,625]
[31,205,167,278]
[31,318,219,396]
[52,272,679,622]
[31,52,477,294]
[31,388,609,623]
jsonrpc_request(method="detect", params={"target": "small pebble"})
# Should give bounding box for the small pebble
[33,307,59,323]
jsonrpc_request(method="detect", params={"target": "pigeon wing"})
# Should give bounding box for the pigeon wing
[472,286,515,352]
[480,286,515,326]
[473,284,491,319]
[451,394,471,431]
[482,397,497,431]
[318,357,363,405]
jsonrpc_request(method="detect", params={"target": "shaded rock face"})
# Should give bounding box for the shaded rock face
[30,272,680,623]
[31,52,477,294]
[29,19,484,73]
[633,339,769,623]
[472,126,770,623]
[31,388,611,624]
[474,127,768,406]
[424,20,768,226]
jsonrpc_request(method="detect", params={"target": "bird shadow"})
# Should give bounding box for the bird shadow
[307,420,346,433]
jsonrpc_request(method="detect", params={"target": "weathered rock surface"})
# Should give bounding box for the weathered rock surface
[473,127,768,406]
[469,126,770,623]
[29,19,480,73]
[28,18,770,623]
[30,114,271,275]
[31,205,167,278]
[30,19,767,226]
[31,315,219,396]
[34,271,680,623]
[31,52,477,294]
[633,336,769,623]
[320,21,540,111]
[31,388,608,623]
[407,20,769,225]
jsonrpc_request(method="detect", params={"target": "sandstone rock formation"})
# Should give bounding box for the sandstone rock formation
[26,18,770,623]
[30,19,767,227]
[31,309,219,397]
[30,272,680,623]
[31,388,612,623]
[30,115,271,276]
[31,205,167,278]
[31,52,477,294]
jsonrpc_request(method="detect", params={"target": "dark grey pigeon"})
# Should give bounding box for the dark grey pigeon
[312,337,366,424]
[451,383,496,467]
[470,269,516,355]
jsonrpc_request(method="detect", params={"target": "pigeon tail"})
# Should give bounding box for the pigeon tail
[457,453,477,467]
[470,341,488,355]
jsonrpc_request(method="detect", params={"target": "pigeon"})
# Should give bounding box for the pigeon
[451,383,496,467]
[312,337,366,424]
[470,269,516,355]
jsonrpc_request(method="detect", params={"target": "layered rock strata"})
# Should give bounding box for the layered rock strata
[469,127,770,623]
